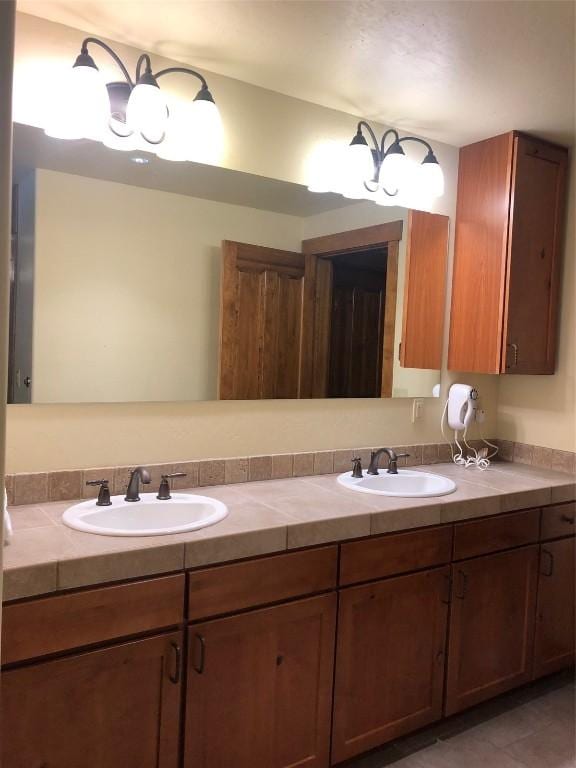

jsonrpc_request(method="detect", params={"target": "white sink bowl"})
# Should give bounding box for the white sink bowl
[63,493,228,537]
[338,469,456,498]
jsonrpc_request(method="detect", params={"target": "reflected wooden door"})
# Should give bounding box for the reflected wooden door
[219,241,313,399]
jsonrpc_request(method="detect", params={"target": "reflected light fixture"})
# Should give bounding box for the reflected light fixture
[44,37,223,163]
[308,121,444,205]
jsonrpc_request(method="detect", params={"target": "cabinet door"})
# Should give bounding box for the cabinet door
[184,593,336,768]
[445,546,538,715]
[1,631,183,768]
[332,566,450,764]
[503,135,568,374]
[534,537,575,678]
[401,210,449,370]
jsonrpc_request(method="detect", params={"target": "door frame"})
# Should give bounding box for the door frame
[302,221,403,398]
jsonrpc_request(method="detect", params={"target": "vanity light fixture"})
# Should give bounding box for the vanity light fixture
[308,121,444,205]
[44,37,223,163]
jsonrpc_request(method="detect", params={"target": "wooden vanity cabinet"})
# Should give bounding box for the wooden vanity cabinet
[445,545,539,715]
[1,631,183,768]
[331,566,450,764]
[184,593,337,768]
[448,131,568,374]
[533,535,575,678]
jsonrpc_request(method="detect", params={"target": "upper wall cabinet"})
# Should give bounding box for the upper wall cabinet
[448,131,568,374]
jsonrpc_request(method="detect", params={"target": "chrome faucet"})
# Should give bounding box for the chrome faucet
[124,467,151,502]
[367,448,409,475]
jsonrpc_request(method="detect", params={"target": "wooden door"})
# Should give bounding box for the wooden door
[328,255,385,397]
[445,546,538,715]
[1,631,182,768]
[533,537,575,678]
[331,566,450,764]
[401,210,449,370]
[219,240,313,399]
[184,593,337,768]
[502,135,568,373]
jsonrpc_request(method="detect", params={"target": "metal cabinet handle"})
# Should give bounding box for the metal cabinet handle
[455,570,468,600]
[540,549,554,577]
[192,633,206,674]
[507,343,519,368]
[561,514,575,525]
[168,641,181,684]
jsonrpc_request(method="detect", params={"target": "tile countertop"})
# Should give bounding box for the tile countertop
[3,462,575,602]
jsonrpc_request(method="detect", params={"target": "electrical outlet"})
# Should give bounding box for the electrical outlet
[475,408,486,423]
[412,398,424,423]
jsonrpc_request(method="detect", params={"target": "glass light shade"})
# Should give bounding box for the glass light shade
[187,98,224,164]
[155,101,191,161]
[307,142,341,193]
[379,150,411,193]
[339,142,374,198]
[126,83,168,144]
[44,65,109,140]
[417,160,445,198]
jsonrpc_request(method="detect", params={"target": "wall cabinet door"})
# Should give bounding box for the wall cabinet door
[331,566,450,764]
[184,593,336,768]
[448,131,567,374]
[1,631,183,768]
[445,546,538,715]
[533,537,575,678]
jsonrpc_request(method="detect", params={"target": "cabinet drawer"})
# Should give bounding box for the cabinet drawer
[2,574,185,666]
[339,526,453,586]
[541,502,576,541]
[453,509,539,560]
[187,546,338,621]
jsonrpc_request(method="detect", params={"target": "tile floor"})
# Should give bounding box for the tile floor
[347,671,575,768]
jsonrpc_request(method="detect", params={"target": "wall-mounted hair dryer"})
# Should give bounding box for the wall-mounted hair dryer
[441,383,497,469]
[447,383,478,431]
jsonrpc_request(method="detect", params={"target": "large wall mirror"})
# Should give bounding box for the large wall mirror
[9,123,449,404]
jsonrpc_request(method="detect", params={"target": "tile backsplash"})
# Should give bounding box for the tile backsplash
[5,439,574,506]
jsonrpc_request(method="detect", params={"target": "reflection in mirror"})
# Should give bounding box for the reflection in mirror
[9,123,447,404]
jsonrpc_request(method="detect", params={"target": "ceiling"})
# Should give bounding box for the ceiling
[12,123,356,217]
[17,0,576,147]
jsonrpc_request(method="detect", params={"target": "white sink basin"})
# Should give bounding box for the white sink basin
[63,493,228,536]
[338,469,456,497]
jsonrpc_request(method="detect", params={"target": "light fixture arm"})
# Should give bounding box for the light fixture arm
[80,37,134,87]
[153,67,209,91]
[397,135,435,155]
[135,53,153,81]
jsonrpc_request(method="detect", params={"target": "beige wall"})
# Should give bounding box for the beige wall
[32,169,301,403]
[496,159,575,452]
[6,12,500,473]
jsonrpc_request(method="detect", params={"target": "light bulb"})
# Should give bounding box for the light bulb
[188,98,224,164]
[379,149,411,193]
[418,158,445,198]
[44,64,109,140]
[126,82,168,144]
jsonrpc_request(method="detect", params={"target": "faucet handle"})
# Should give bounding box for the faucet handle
[351,457,363,479]
[157,473,187,501]
[86,479,112,507]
